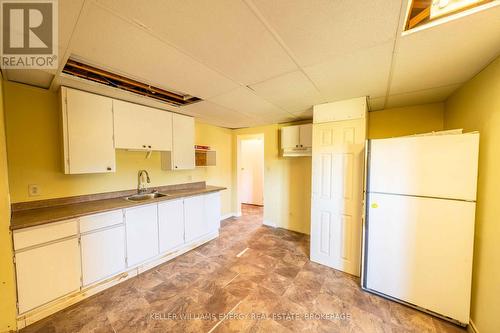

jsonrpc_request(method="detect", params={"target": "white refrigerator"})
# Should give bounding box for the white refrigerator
[362,132,479,326]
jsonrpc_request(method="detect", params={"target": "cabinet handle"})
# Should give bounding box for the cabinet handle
[148,145,152,149]
[106,167,112,171]
[175,166,178,169]
[142,145,146,148]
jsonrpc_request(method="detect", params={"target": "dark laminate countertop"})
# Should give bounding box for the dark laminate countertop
[11,185,226,231]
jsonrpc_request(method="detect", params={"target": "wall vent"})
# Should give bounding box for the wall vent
[62,59,202,107]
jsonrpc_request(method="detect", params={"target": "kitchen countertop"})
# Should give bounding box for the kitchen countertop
[10,185,226,231]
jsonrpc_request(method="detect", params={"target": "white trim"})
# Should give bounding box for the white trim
[263,220,276,228]
[467,319,479,333]
[16,231,218,329]
[221,212,238,220]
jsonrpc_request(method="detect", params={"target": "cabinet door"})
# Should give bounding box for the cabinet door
[81,226,126,286]
[125,204,159,267]
[172,113,195,170]
[16,238,81,314]
[113,99,172,151]
[204,192,221,233]
[281,126,300,149]
[158,199,185,253]
[62,87,115,174]
[184,195,206,242]
[299,124,312,148]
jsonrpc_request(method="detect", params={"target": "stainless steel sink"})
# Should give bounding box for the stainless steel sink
[125,192,168,202]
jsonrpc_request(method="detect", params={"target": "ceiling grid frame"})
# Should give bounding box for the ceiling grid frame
[89,0,301,121]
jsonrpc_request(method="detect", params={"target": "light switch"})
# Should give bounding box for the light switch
[28,184,40,196]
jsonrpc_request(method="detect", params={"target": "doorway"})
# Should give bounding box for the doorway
[237,134,264,217]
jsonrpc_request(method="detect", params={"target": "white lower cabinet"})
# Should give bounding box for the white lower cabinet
[158,199,185,253]
[13,190,223,318]
[81,225,126,286]
[184,193,221,242]
[184,195,206,242]
[125,204,159,267]
[205,192,221,233]
[15,238,81,314]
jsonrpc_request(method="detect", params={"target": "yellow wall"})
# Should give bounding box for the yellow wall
[233,124,312,234]
[444,57,500,332]
[3,81,233,215]
[368,103,444,139]
[229,105,445,235]
[0,76,17,331]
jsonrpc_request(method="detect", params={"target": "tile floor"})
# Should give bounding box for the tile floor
[21,204,466,332]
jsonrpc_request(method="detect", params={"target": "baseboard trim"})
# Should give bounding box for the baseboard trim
[263,220,276,228]
[467,319,479,333]
[221,212,237,220]
[16,231,219,330]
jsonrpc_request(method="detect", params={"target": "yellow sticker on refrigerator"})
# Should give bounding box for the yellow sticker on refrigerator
[371,203,378,209]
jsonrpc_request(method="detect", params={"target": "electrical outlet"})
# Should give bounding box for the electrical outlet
[28,184,40,197]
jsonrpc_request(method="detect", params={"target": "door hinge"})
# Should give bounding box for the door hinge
[13,256,16,264]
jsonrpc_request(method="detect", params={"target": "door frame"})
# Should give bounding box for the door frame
[236,133,264,216]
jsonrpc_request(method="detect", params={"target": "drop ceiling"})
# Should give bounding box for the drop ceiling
[2,0,500,128]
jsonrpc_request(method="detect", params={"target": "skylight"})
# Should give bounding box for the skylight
[405,0,493,30]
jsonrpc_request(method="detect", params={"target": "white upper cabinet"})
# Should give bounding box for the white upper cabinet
[281,123,312,156]
[299,124,312,148]
[61,87,115,174]
[162,113,195,170]
[281,125,300,149]
[113,99,172,151]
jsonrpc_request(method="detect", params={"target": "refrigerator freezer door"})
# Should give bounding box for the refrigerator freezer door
[368,133,479,201]
[364,193,475,324]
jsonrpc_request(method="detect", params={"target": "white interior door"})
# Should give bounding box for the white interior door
[239,138,264,205]
[365,193,475,324]
[310,119,366,276]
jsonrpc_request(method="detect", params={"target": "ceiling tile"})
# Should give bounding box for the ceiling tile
[4,70,54,88]
[57,0,85,63]
[291,108,313,120]
[181,101,259,129]
[96,0,297,85]
[68,3,238,99]
[386,84,461,108]
[251,0,402,67]
[390,4,500,95]
[304,42,394,102]
[249,71,324,113]
[368,96,386,111]
[209,87,293,119]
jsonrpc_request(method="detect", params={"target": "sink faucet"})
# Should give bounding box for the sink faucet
[137,170,151,194]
